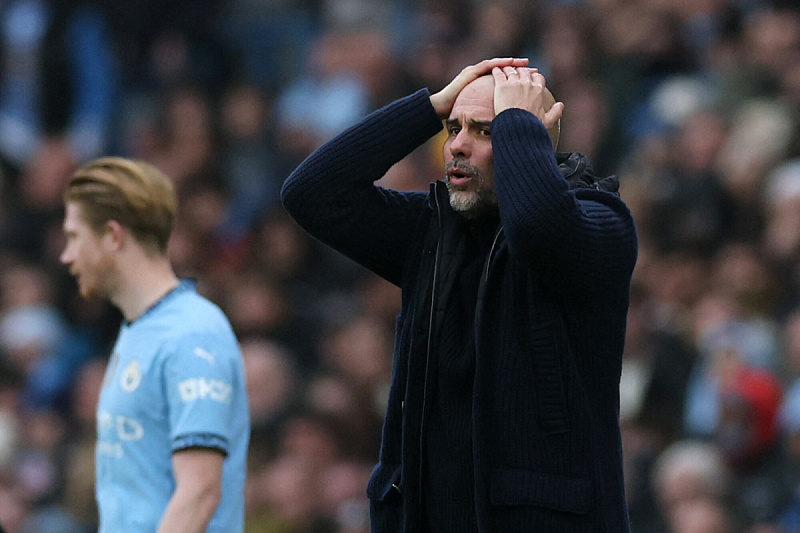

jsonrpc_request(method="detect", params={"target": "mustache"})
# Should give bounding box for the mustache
[445,159,480,177]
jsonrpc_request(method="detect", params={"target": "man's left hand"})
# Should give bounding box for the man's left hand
[492,67,564,131]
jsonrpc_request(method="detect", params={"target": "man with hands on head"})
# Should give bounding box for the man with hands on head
[282,58,637,532]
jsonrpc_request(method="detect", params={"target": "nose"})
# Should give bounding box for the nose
[449,129,471,158]
[59,246,72,265]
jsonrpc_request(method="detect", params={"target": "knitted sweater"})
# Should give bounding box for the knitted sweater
[282,89,638,533]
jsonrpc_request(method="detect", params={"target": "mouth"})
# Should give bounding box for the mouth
[447,167,472,188]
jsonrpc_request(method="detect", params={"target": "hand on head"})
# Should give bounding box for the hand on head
[492,66,564,134]
[429,57,529,119]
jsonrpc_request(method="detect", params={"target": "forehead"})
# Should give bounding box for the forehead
[63,202,90,231]
[450,76,495,121]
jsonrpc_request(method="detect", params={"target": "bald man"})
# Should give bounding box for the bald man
[282,58,638,533]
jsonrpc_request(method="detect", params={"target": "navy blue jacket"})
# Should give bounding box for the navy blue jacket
[281,89,638,532]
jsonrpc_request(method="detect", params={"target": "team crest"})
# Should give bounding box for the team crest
[120,359,142,392]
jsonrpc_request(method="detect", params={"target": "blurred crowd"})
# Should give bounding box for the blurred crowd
[0,0,799,531]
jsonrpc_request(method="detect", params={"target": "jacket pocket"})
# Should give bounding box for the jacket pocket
[367,463,404,533]
[366,462,403,503]
[497,318,570,436]
[490,467,592,515]
[529,318,570,435]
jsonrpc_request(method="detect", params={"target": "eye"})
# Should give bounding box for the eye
[448,125,461,136]
[480,127,491,137]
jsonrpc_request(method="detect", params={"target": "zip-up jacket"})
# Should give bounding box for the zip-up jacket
[281,88,638,533]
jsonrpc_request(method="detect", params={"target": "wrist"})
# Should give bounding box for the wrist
[429,94,445,119]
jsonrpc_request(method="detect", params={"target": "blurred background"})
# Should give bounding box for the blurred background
[0,0,799,531]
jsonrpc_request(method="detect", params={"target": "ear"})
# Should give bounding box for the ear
[542,88,561,150]
[103,220,127,251]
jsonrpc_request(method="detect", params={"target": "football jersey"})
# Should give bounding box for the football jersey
[95,280,249,532]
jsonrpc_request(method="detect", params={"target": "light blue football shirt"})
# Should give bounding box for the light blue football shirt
[95,280,249,532]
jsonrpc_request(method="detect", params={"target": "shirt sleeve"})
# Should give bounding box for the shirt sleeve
[162,332,244,455]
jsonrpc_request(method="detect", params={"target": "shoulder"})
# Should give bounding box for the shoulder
[157,289,239,351]
[173,290,229,322]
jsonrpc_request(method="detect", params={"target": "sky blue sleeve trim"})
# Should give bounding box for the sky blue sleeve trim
[173,433,229,455]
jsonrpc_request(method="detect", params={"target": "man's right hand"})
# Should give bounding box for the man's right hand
[429,57,530,120]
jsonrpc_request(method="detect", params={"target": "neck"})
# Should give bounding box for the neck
[111,253,180,322]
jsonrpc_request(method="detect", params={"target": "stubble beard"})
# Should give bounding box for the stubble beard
[445,161,497,219]
[76,253,116,302]
[79,280,107,301]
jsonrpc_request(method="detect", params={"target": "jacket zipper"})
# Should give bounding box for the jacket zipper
[475,226,503,355]
[484,227,503,281]
[419,191,443,515]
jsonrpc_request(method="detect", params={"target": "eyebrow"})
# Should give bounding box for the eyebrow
[445,118,493,129]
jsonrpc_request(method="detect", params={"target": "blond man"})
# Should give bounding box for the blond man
[61,157,249,533]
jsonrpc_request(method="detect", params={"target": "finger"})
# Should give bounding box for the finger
[463,58,531,85]
[491,66,506,84]
[530,72,547,87]
[545,101,565,124]
[516,67,535,82]
[479,57,529,73]
[503,66,520,78]
[485,57,529,65]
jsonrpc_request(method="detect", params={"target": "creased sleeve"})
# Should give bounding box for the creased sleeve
[491,108,638,297]
[281,89,443,285]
